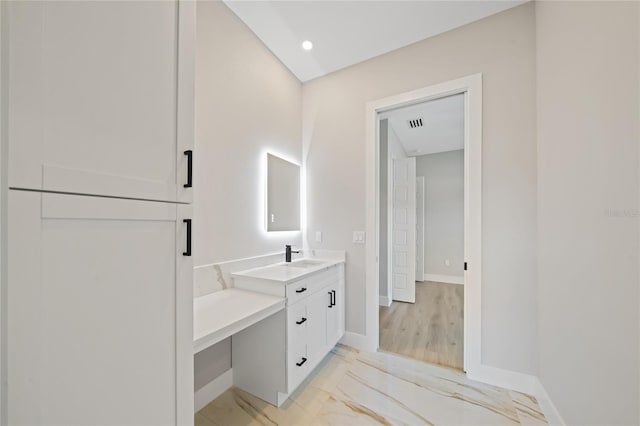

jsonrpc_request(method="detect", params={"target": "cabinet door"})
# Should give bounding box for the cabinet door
[326,268,345,349]
[7,1,194,203]
[7,191,193,425]
[307,289,328,365]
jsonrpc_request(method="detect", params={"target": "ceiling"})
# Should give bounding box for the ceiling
[380,94,464,156]
[224,0,527,82]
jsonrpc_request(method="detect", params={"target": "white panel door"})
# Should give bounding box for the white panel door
[326,265,345,348]
[7,190,193,426]
[392,158,416,303]
[7,1,194,203]
[307,290,327,365]
[416,176,425,281]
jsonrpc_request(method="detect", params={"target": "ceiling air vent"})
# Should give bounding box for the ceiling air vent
[407,117,423,129]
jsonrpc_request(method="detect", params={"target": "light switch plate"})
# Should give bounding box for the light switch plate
[315,231,323,243]
[352,231,365,244]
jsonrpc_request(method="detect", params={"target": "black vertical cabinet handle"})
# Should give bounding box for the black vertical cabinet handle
[328,291,333,308]
[331,290,336,307]
[183,219,192,256]
[184,150,193,188]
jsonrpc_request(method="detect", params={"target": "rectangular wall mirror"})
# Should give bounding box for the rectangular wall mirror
[266,153,301,231]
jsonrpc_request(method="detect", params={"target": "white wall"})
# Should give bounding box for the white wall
[388,125,408,160]
[303,3,537,374]
[195,1,302,268]
[194,0,302,394]
[536,2,639,424]
[416,150,464,278]
[194,339,231,391]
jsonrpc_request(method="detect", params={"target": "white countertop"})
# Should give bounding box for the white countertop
[193,288,285,354]
[231,258,344,284]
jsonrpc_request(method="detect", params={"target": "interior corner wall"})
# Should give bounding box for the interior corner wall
[536,1,640,424]
[303,2,537,374]
[193,0,302,397]
[416,150,464,278]
[388,125,408,161]
[195,0,302,268]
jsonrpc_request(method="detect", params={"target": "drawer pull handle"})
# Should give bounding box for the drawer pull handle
[331,290,336,307]
[184,150,193,188]
[183,219,192,256]
[296,317,307,325]
[296,357,307,367]
[328,291,333,308]
[295,287,307,293]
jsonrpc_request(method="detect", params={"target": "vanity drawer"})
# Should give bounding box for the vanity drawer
[287,302,308,340]
[287,341,309,391]
[285,266,340,305]
[286,280,311,305]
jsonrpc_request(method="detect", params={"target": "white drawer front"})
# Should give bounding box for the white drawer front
[287,302,308,341]
[286,266,340,305]
[287,341,309,391]
[286,279,310,305]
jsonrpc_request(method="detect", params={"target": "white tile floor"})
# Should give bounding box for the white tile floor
[196,345,547,426]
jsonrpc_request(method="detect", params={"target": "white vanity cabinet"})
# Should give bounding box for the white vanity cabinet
[5,0,194,203]
[232,261,345,406]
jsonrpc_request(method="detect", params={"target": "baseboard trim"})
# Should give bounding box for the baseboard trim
[340,331,375,352]
[194,369,233,413]
[423,273,464,285]
[378,295,391,306]
[467,363,538,395]
[467,364,565,425]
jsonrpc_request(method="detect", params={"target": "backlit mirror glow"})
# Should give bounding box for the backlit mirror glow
[266,153,301,232]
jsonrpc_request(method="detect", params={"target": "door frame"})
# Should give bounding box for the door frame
[365,74,482,374]
[416,176,425,282]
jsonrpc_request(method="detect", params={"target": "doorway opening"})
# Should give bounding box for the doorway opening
[378,94,465,370]
[364,74,482,376]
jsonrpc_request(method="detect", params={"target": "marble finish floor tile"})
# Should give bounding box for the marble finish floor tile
[197,345,548,426]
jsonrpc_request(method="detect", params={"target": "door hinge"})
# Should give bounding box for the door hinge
[464,262,467,271]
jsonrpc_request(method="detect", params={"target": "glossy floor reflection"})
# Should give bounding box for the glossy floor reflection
[196,345,547,426]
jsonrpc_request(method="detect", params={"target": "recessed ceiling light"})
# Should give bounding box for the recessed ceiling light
[302,40,313,51]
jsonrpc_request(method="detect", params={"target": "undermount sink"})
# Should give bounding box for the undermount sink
[231,256,344,284]
[282,259,327,269]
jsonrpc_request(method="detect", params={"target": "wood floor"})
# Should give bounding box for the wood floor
[379,281,464,370]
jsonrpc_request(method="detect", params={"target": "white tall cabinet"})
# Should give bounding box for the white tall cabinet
[2,1,195,425]
[7,0,194,203]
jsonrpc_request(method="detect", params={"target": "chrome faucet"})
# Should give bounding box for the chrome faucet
[285,245,300,262]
